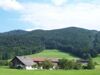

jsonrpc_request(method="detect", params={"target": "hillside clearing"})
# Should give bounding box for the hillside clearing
[29,49,79,59]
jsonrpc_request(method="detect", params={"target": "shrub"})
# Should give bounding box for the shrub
[87,57,95,69]
[0,60,8,66]
[58,58,82,70]
[41,60,53,69]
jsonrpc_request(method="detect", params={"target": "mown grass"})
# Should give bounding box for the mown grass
[29,49,79,59]
[0,67,100,75]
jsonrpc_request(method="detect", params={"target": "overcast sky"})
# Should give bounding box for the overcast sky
[0,0,100,32]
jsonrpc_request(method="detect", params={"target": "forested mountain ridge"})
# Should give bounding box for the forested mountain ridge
[0,27,100,60]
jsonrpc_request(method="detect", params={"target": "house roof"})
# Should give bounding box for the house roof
[12,56,59,66]
[16,56,36,66]
[48,58,59,63]
[33,58,46,62]
[33,57,59,63]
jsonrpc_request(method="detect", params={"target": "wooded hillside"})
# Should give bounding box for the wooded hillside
[0,27,100,60]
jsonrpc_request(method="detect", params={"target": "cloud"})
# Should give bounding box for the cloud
[1,0,100,30]
[19,1,100,30]
[51,0,68,6]
[25,28,34,31]
[0,0,23,11]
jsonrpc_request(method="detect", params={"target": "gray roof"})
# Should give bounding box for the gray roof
[16,56,36,66]
[48,58,59,62]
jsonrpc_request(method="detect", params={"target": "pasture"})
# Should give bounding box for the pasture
[0,66,100,75]
[29,49,79,59]
[1,50,100,75]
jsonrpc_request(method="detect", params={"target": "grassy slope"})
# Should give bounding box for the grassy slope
[93,54,100,64]
[0,67,100,75]
[29,49,78,59]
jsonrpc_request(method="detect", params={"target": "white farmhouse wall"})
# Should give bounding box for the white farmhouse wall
[25,66,33,70]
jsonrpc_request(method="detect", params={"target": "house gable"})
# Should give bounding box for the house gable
[10,56,36,69]
[10,56,25,69]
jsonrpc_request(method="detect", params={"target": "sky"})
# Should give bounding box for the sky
[0,0,100,32]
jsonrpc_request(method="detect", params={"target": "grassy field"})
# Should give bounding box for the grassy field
[29,49,79,59]
[0,67,100,75]
[93,54,100,70]
[93,54,100,64]
[1,50,100,75]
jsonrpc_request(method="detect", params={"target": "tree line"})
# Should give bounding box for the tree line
[0,27,100,60]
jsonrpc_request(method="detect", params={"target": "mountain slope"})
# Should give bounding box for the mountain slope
[0,27,100,60]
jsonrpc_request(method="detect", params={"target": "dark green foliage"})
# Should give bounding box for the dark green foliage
[58,58,95,70]
[74,61,82,70]
[58,58,68,69]
[0,27,100,60]
[0,60,8,66]
[87,56,95,69]
[41,60,53,69]
[58,58,82,70]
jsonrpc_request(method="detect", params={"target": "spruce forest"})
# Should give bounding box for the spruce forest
[0,27,100,60]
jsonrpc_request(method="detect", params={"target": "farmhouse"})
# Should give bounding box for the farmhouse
[10,56,36,70]
[10,56,59,70]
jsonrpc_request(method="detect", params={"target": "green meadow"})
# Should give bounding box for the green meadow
[1,49,100,75]
[29,49,79,59]
[0,67,100,75]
